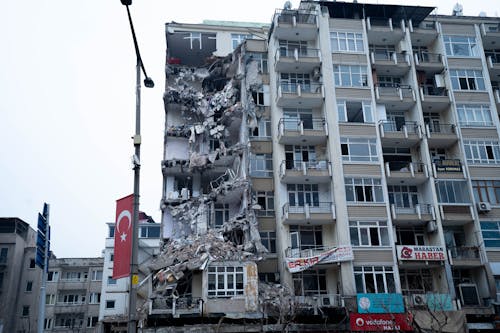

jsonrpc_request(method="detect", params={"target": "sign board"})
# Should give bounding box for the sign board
[427,293,454,311]
[435,159,461,172]
[350,313,413,332]
[397,245,446,261]
[285,245,353,273]
[357,293,405,314]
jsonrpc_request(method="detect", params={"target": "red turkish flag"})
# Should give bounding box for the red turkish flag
[113,194,134,279]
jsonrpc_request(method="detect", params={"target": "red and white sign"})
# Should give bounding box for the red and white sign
[285,245,353,273]
[350,313,413,331]
[397,245,445,261]
[113,194,134,279]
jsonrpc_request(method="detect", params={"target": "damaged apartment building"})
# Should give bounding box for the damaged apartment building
[145,1,500,332]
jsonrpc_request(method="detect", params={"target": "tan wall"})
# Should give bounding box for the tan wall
[251,178,274,191]
[447,58,482,69]
[454,92,490,103]
[353,249,394,264]
[342,164,382,176]
[440,23,475,35]
[330,18,363,30]
[339,124,377,136]
[469,166,500,178]
[347,205,387,218]
[461,128,499,139]
[335,87,372,99]
[332,53,367,64]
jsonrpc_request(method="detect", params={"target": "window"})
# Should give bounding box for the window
[464,140,500,164]
[396,228,425,246]
[89,292,101,304]
[345,178,384,203]
[58,294,85,305]
[287,184,319,207]
[293,269,327,296]
[457,104,493,127]
[480,222,500,247]
[105,300,115,309]
[0,248,8,264]
[91,270,103,281]
[280,73,311,92]
[208,266,244,297]
[231,33,252,50]
[251,85,270,106]
[259,272,279,283]
[55,314,84,328]
[283,108,317,130]
[140,225,160,238]
[377,75,401,88]
[110,253,114,262]
[25,281,33,292]
[184,32,202,50]
[400,269,433,294]
[29,258,35,269]
[330,31,364,52]
[285,145,317,168]
[246,52,268,73]
[450,69,485,90]
[46,294,56,305]
[108,225,115,238]
[435,180,471,204]
[388,185,419,208]
[249,154,273,177]
[254,191,275,216]
[22,306,29,317]
[47,271,59,282]
[472,180,500,204]
[0,272,4,291]
[87,316,98,328]
[107,276,117,285]
[214,204,230,227]
[44,318,53,330]
[334,65,368,87]
[290,226,323,251]
[337,100,373,123]
[341,138,378,162]
[62,271,84,281]
[444,35,479,57]
[355,266,396,293]
[350,221,389,246]
[260,231,276,253]
[249,120,271,139]
[279,40,308,56]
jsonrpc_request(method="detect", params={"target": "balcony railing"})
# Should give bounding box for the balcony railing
[277,47,320,59]
[283,202,332,215]
[293,294,342,308]
[448,246,480,260]
[376,84,414,99]
[415,52,442,64]
[281,160,330,171]
[434,159,462,172]
[392,203,433,216]
[386,161,425,172]
[380,120,419,133]
[151,296,203,315]
[279,82,323,94]
[421,85,447,96]
[426,123,455,134]
[256,210,275,217]
[278,118,325,131]
[276,9,317,25]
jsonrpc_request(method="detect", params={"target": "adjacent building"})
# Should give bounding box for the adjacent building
[153,1,500,332]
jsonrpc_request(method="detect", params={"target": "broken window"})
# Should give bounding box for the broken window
[280,73,311,92]
[249,120,271,138]
[293,269,327,296]
[283,108,315,130]
[337,100,373,123]
[259,272,279,283]
[400,269,433,295]
[349,221,389,247]
[251,85,270,106]
[279,40,308,56]
[396,227,425,246]
[208,266,244,297]
[289,225,323,250]
[285,145,317,169]
[354,266,395,293]
[231,33,252,50]
[246,52,268,73]
[260,231,276,253]
[255,191,275,216]
[183,32,202,49]
[214,204,230,227]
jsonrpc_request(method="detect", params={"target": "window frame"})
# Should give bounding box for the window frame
[450,69,485,91]
[481,221,500,248]
[349,221,390,247]
[472,180,500,204]
[337,100,373,123]
[334,65,368,87]
[464,140,500,164]
[330,31,364,52]
[249,154,273,177]
[341,137,378,162]
[444,35,479,57]
[207,266,245,297]
[231,33,252,50]
[435,180,471,204]
[354,266,396,294]
[260,231,277,253]
[457,104,493,127]
[345,178,384,203]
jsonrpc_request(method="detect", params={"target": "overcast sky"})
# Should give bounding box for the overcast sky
[0,0,497,258]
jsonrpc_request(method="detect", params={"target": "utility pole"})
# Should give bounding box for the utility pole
[36,203,50,333]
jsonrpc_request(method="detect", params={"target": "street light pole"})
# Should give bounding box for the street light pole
[120,2,154,332]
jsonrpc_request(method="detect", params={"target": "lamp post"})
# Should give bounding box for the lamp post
[120,1,154,332]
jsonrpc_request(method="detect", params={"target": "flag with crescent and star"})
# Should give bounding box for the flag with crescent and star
[113,194,134,279]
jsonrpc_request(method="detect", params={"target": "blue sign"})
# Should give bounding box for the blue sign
[357,293,405,314]
[427,293,453,311]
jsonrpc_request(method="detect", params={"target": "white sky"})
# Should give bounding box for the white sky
[0,0,497,258]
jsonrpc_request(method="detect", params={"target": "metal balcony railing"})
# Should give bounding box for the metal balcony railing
[279,81,323,94]
[277,47,320,58]
[415,52,442,64]
[421,85,447,96]
[386,161,425,172]
[256,210,275,217]
[380,120,419,133]
[283,202,332,215]
[276,9,317,25]
[449,246,480,259]
[285,245,337,258]
[392,203,433,215]
[427,123,456,134]
[376,84,413,98]
[281,160,330,171]
[292,294,342,308]
[278,117,325,131]
[151,296,203,313]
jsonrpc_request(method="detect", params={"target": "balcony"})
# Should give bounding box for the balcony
[425,123,458,148]
[272,9,318,41]
[414,52,444,74]
[292,294,343,312]
[404,293,455,311]
[161,159,190,176]
[370,51,410,76]
[150,296,203,317]
[390,204,435,225]
[277,118,327,145]
[438,205,474,226]
[275,48,321,73]
[375,85,416,110]
[379,121,422,147]
[486,55,500,77]
[280,160,331,183]
[409,20,438,46]
[481,23,500,48]
[433,159,464,178]
[385,162,429,185]
[277,82,324,108]
[53,302,86,314]
[448,246,481,267]
[495,89,500,109]
[366,17,405,44]
[282,202,335,225]
[419,86,451,112]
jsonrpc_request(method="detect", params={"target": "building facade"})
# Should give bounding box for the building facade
[43,257,104,332]
[153,1,500,332]
[0,217,42,333]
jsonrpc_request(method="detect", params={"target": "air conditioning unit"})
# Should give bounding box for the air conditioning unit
[458,283,480,306]
[412,294,428,307]
[477,202,491,213]
[319,295,337,307]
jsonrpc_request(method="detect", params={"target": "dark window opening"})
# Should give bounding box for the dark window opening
[486,145,494,159]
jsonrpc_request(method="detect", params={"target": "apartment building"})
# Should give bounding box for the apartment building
[42,257,103,332]
[99,213,160,332]
[0,217,42,333]
[152,1,500,332]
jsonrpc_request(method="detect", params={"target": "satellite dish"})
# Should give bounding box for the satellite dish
[452,3,463,16]
[284,1,292,10]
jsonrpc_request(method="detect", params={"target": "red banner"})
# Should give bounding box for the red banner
[112,194,134,279]
[350,313,413,331]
